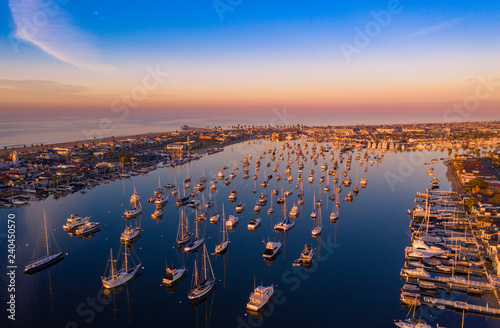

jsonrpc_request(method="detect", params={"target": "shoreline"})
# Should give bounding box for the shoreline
[0,131,176,157]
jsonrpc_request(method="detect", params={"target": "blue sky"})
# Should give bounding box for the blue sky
[0,0,499,146]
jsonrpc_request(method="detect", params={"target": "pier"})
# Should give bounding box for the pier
[422,297,500,317]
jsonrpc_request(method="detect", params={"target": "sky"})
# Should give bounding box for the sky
[0,0,500,145]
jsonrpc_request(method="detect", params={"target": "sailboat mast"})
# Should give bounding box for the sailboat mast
[124,246,128,270]
[110,248,114,277]
[425,189,429,236]
[194,259,199,287]
[177,209,182,240]
[44,211,49,257]
[203,245,208,280]
[222,204,227,242]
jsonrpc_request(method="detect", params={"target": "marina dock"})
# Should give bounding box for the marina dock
[422,297,500,317]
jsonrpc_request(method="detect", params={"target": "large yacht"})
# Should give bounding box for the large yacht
[62,214,90,230]
[246,285,274,312]
[226,215,239,228]
[294,244,314,265]
[162,265,186,285]
[262,241,281,260]
[75,221,100,236]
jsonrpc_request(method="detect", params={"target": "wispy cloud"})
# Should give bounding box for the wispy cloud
[0,79,88,95]
[405,17,466,40]
[8,0,115,73]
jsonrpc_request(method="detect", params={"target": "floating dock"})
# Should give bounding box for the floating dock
[422,297,500,317]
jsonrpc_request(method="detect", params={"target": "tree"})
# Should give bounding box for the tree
[489,193,500,206]
[464,197,478,208]
[468,178,486,190]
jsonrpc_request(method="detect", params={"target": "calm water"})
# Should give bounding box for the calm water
[2,140,499,328]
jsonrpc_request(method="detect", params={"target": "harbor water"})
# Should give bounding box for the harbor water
[3,140,499,328]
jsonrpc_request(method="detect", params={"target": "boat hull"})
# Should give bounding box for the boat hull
[188,279,215,300]
[184,239,204,253]
[24,252,64,274]
[102,266,139,289]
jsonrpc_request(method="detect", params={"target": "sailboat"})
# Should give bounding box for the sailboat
[24,212,64,274]
[267,193,275,214]
[213,204,230,255]
[188,244,216,300]
[119,158,131,178]
[274,198,294,231]
[312,205,323,236]
[101,246,141,289]
[184,217,204,253]
[331,185,340,221]
[154,176,163,195]
[199,162,207,183]
[311,194,317,219]
[130,179,140,204]
[124,202,142,218]
[176,209,192,245]
[353,170,359,195]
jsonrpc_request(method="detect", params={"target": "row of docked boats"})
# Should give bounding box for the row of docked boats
[396,176,488,326]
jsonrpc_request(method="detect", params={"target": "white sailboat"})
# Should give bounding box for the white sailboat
[213,204,230,255]
[24,211,64,274]
[130,179,141,204]
[312,205,323,236]
[209,194,220,223]
[184,217,204,253]
[154,176,163,195]
[188,244,216,300]
[274,199,294,231]
[176,209,192,245]
[267,193,274,214]
[101,246,141,289]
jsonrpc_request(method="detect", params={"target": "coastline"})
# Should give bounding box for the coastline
[0,131,173,157]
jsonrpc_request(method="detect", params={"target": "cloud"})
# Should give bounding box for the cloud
[405,18,466,40]
[0,79,88,95]
[8,0,116,73]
